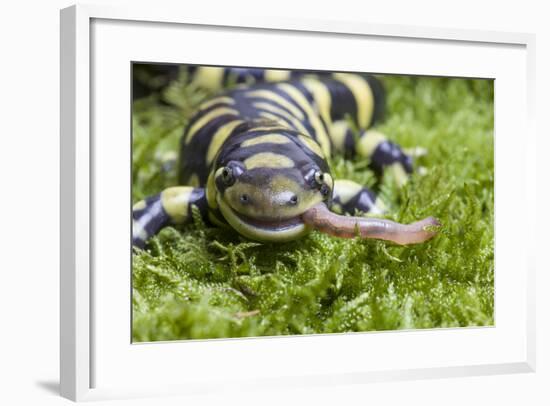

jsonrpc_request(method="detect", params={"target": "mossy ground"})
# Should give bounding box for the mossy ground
[132,69,494,342]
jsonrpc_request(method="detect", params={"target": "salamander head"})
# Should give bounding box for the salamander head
[209,127,441,245]
[211,129,333,242]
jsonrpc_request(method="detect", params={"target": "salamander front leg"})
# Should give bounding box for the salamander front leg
[328,120,415,187]
[356,130,414,187]
[132,186,207,248]
[331,179,386,216]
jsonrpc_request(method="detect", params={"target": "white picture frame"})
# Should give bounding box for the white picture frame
[60,4,536,402]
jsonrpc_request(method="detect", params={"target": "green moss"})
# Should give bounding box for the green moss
[132,70,494,342]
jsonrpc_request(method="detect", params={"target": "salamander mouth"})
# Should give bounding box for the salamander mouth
[231,210,304,231]
[216,196,309,242]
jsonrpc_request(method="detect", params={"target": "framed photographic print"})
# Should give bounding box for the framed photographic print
[60,4,536,402]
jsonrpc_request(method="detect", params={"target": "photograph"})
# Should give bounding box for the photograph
[131,64,494,342]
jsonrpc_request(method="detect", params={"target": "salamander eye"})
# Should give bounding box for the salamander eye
[221,167,235,186]
[314,171,325,186]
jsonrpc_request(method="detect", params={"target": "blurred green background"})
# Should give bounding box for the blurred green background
[131,66,494,342]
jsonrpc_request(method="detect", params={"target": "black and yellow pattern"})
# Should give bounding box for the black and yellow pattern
[133,67,421,248]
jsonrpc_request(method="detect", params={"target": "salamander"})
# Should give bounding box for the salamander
[132,66,440,248]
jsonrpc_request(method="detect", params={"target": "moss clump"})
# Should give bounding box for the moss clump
[132,69,494,342]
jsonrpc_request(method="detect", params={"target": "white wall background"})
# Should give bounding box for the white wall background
[0,1,547,405]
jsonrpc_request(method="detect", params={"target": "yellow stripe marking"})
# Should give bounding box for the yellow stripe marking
[329,120,350,152]
[334,179,363,204]
[390,163,409,187]
[133,220,150,241]
[206,120,244,164]
[302,78,332,126]
[264,69,291,82]
[253,101,296,122]
[331,203,343,214]
[258,111,310,135]
[246,125,288,132]
[254,103,310,135]
[133,200,146,211]
[241,133,291,147]
[333,73,374,129]
[244,152,295,170]
[198,96,235,111]
[245,89,304,120]
[276,83,331,157]
[258,112,287,128]
[206,171,218,209]
[161,186,193,224]
[192,67,225,90]
[323,173,334,191]
[298,135,325,158]
[185,107,238,144]
[356,129,386,157]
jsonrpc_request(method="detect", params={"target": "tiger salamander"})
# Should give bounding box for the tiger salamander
[132,67,440,247]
